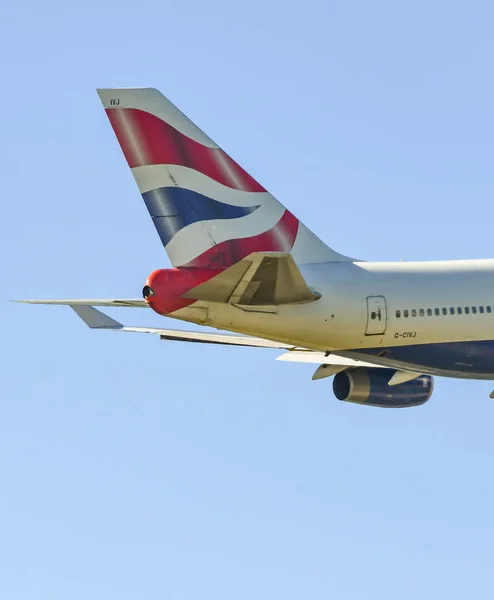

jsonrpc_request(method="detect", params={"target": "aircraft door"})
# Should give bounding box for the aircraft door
[365,296,387,335]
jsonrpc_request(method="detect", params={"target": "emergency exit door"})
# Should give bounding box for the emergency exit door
[365,296,387,335]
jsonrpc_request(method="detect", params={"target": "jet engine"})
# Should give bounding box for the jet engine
[333,368,433,408]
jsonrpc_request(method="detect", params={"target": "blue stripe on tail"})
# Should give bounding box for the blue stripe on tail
[142,187,260,247]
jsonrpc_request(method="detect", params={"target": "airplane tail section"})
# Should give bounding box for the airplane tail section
[97,88,353,268]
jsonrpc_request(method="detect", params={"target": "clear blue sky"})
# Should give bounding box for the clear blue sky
[2,1,494,598]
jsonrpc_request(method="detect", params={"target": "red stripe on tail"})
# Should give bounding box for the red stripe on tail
[184,210,299,268]
[106,108,266,193]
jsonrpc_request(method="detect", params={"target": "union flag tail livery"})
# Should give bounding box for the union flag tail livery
[97,88,351,269]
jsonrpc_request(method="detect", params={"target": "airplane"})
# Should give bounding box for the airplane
[16,87,494,408]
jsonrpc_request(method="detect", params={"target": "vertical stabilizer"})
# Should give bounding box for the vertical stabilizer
[97,88,353,268]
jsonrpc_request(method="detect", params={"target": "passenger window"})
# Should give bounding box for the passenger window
[449,307,455,315]
[427,308,432,316]
[419,309,424,316]
[480,306,485,314]
[434,308,440,316]
[404,309,409,318]
[458,307,463,314]
[411,309,417,317]
[442,308,447,315]
[487,306,492,314]
[472,307,477,314]
[465,307,470,314]
[396,310,401,318]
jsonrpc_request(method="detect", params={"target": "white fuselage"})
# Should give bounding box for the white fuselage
[173,259,494,378]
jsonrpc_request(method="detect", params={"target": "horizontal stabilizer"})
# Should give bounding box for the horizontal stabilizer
[184,252,319,307]
[69,304,297,348]
[13,298,148,308]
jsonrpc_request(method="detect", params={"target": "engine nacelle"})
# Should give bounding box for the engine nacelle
[333,368,433,408]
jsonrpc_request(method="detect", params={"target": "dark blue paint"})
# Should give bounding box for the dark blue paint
[333,368,433,407]
[142,187,259,247]
[352,340,494,377]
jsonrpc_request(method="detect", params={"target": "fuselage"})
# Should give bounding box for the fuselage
[171,259,494,379]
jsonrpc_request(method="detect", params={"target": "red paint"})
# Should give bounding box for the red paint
[145,211,299,313]
[106,108,266,193]
[183,210,300,268]
[144,267,220,315]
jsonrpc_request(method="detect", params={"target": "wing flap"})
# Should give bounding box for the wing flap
[276,351,384,368]
[279,351,426,385]
[312,364,348,380]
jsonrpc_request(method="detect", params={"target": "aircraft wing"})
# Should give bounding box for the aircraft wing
[276,350,424,384]
[19,303,420,385]
[64,305,396,373]
[275,350,389,380]
[66,305,297,348]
